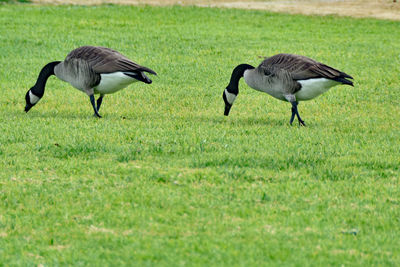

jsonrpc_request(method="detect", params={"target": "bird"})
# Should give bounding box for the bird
[222,53,353,126]
[25,46,157,118]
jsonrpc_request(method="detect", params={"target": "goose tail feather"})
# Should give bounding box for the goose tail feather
[140,66,157,76]
[333,76,354,86]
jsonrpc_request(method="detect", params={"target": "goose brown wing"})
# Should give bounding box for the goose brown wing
[65,46,157,75]
[259,53,352,82]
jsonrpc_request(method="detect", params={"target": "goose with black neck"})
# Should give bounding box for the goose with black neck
[25,46,157,118]
[222,53,353,126]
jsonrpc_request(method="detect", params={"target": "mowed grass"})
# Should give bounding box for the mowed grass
[0,3,399,265]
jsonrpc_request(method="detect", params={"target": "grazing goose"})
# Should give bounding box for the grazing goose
[25,46,157,117]
[222,53,353,126]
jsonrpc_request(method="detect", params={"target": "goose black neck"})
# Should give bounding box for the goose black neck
[31,61,60,97]
[226,64,255,95]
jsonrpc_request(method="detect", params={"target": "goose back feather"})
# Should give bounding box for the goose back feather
[64,46,157,75]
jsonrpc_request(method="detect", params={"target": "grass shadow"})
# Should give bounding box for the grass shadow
[17,109,139,121]
[188,113,311,128]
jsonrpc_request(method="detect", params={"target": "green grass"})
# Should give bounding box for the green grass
[1,3,400,266]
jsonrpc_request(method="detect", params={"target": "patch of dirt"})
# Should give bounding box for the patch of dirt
[31,0,400,21]
[209,1,400,20]
[257,1,398,20]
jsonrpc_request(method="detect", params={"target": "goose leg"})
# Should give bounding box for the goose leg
[96,95,104,111]
[89,94,102,118]
[290,106,296,125]
[290,101,305,126]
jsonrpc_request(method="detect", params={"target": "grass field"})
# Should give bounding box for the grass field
[0,3,399,265]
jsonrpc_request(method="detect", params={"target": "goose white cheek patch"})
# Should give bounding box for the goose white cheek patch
[224,89,237,105]
[29,90,40,104]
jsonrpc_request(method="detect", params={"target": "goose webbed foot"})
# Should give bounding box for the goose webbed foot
[90,95,102,118]
[298,117,306,126]
[290,101,306,126]
[93,112,102,118]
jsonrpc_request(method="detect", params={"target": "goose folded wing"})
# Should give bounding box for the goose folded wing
[91,56,157,75]
[259,54,351,81]
[290,62,348,81]
[66,46,157,75]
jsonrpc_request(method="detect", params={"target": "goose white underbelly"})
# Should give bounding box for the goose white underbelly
[296,78,339,101]
[94,72,137,94]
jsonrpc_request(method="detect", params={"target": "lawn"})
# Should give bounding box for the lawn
[0,3,399,266]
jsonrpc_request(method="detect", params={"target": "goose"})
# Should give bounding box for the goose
[25,46,157,118]
[222,53,353,126]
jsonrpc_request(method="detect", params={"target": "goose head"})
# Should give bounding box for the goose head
[223,64,254,116]
[24,87,40,112]
[222,88,236,116]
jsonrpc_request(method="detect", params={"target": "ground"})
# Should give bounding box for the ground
[1,2,399,266]
[31,0,400,20]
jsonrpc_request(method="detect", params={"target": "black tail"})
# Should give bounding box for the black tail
[334,77,354,86]
[140,66,157,76]
[333,72,354,86]
[124,71,153,84]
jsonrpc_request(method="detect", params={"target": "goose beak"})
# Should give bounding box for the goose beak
[25,104,33,113]
[224,104,232,116]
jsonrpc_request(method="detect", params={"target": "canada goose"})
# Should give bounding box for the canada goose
[25,46,157,118]
[222,53,353,126]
